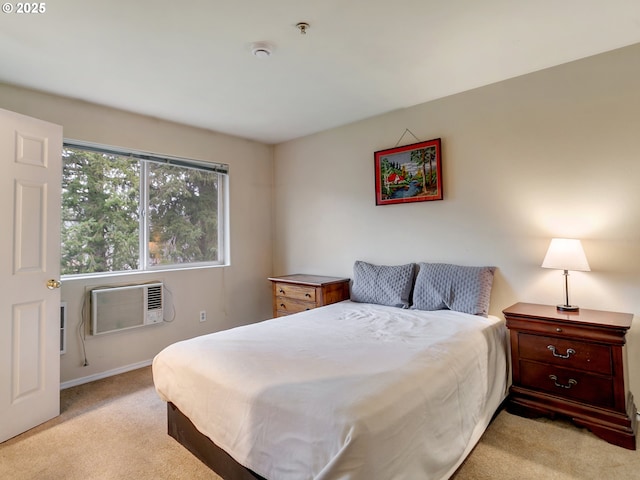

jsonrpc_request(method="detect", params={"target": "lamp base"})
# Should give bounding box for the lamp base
[557,304,579,312]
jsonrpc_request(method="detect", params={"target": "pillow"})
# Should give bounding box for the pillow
[350,261,415,308]
[412,263,496,316]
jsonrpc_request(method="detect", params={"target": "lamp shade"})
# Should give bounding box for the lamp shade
[541,238,590,272]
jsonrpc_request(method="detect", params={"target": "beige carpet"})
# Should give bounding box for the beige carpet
[453,410,640,479]
[0,367,219,480]
[1,367,639,479]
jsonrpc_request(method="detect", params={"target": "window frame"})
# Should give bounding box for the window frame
[61,139,229,279]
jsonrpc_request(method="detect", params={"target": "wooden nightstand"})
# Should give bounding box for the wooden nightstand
[503,302,637,449]
[268,274,350,318]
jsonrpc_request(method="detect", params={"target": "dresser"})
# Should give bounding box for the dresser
[268,274,350,318]
[503,302,637,449]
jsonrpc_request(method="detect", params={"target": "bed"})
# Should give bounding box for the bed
[153,262,509,480]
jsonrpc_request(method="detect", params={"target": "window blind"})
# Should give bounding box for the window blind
[63,140,228,174]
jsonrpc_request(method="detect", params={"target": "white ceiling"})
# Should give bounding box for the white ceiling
[1,1,639,144]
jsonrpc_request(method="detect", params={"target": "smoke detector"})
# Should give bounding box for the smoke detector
[251,42,273,58]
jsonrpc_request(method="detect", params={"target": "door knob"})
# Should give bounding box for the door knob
[46,279,61,289]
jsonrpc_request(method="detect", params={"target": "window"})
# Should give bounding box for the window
[61,141,227,276]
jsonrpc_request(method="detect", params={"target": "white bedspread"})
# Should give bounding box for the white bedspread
[153,301,508,480]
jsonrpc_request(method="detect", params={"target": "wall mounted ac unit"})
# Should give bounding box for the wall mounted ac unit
[90,282,164,335]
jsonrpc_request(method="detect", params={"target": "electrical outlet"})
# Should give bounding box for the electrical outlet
[199,310,207,322]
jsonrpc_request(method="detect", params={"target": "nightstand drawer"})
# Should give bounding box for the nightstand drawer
[275,297,314,316]
[273,282,316,302]
[518,333,612,375]
[519,360,615,408]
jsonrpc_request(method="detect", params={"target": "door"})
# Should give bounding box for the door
[0,108,63,442]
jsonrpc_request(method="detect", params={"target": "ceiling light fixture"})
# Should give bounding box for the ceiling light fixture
[296,22,309,35]
[251,42,273,58]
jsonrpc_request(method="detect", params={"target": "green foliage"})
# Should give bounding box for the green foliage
[411,146,437,193]
[61,149,140,275]
[148,164,218,266]
[61,147,220,275]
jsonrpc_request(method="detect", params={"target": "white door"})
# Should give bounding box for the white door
[0,108,63,443]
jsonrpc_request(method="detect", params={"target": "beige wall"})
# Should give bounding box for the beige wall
[0,84,274,385]
[3,43,640,399]
[273,44,640,399]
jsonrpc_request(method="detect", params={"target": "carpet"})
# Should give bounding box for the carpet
[0,367,218,480]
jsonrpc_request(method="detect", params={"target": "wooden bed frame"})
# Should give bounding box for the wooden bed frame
[167,402,267,480]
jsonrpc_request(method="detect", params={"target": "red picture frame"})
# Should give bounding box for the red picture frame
[374,138,442,205]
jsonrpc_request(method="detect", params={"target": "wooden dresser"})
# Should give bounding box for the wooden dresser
[268,274,350,318]
[503,302,637,449]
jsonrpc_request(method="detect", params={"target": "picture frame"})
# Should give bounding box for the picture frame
[374,138,442,205]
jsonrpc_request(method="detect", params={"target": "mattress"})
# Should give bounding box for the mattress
[153,301,508,479]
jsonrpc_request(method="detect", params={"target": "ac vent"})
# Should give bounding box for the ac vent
[147,284,162,310]
[60,302,67,354]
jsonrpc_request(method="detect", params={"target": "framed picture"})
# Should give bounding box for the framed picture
[374,138,442,205]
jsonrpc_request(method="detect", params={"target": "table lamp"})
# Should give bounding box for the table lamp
[541,238,590,312]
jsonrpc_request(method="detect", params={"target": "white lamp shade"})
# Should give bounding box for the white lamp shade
[541,238,591,272]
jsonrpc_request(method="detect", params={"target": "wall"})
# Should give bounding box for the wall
[0,84,274,385]
[273,44,640,400]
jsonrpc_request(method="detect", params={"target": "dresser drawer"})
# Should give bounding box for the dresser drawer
[519,360,615,408]
[270,275,350,319]
[518,333,612,375]
[275,297,314,316]
[273,282,316,302]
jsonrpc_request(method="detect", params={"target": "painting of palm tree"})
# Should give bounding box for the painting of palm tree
[374,138,442,205]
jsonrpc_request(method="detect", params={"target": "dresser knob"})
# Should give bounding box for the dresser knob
[305,293,311,298]
[280,303,285,308]
[279,289,285,294]
[556,327,562,333]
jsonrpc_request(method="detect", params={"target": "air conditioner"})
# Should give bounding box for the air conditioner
[90,282,164,335]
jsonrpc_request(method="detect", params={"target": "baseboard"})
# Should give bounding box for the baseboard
[60,359,153,390]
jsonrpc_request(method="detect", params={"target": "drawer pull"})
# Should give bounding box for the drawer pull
[279,288,285,294]
[280,303,286,308]
[549,375,577,389]
[547,345,576,359]
[305,293,311,298]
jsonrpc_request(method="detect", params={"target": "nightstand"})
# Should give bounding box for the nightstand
[268,274,350,318]
[503,302,637,449]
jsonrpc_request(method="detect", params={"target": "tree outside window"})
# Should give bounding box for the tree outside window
[61,144,226,276]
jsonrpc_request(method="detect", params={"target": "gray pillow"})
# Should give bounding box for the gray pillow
[412,263,496,317]
[351,261,415,308]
